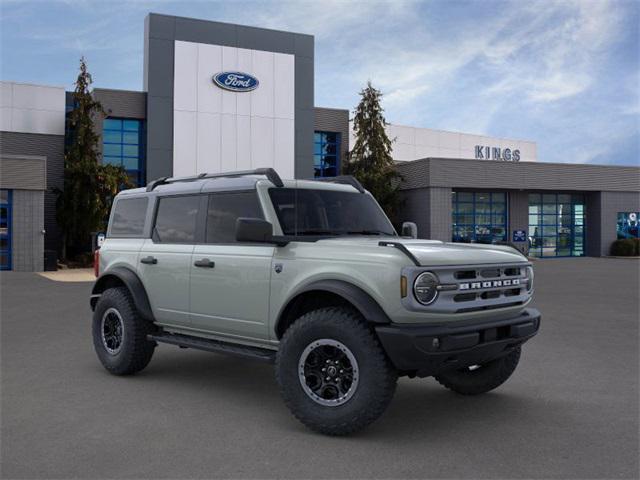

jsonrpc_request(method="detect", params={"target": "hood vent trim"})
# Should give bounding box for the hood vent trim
[378,241,421,266]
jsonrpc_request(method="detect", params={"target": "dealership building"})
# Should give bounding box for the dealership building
[1,13,639,271]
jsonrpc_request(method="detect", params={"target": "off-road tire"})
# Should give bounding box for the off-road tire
[276,307,398,436]
[92,287,156,375]
[435,347,521,395]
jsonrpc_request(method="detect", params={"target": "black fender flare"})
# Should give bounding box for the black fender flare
[90,266,154,321]
[276,279,391,336]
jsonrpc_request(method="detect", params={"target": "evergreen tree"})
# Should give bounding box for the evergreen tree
[56,57,131,260]
[344,81,402,219]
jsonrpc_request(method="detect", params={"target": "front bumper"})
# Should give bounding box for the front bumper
[375,308,541,377]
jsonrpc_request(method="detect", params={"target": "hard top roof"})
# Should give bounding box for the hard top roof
[117,169,365,197]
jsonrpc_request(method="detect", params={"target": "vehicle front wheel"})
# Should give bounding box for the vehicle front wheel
[92,287,156,375]
[434,347,521,395]
[276,307,398,436]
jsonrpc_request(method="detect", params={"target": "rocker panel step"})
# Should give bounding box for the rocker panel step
[148,332,276,363]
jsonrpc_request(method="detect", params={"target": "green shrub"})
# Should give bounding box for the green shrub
[610,238,640,256]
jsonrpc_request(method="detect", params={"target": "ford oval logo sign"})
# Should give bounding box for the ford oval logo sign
[212,72,259,92]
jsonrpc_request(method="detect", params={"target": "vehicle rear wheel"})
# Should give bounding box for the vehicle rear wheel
[434,347,521,395]
[92,287,156,375]
[276,307,398,436]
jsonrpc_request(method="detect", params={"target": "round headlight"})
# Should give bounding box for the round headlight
[413,272,439,305]
[525,266,534,293]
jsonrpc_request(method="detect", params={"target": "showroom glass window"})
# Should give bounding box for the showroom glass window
[0,190,12,270]
[314,132,340,177]
[451,191,507,244]
[102,118,146,187]
[616,212,639,239]
[528,193,585,257]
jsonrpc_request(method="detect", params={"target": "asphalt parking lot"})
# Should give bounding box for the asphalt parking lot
[1,258,638,479]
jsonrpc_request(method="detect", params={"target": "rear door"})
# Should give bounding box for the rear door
[190,190,274,341]
[138,194,202,328]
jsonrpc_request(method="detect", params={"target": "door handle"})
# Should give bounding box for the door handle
[140,256,158,265]
[194,258,215,268]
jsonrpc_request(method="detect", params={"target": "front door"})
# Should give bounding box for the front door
[189,191,273,341]
[138,194,201,327]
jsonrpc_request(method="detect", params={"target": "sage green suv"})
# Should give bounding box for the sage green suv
[91,168,540,435]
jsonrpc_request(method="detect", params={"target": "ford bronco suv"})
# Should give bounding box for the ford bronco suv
[91,168,540,435]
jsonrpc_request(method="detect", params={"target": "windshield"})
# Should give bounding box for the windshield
[269,187,397,237]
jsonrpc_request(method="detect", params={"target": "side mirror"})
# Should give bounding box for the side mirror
[236,218,274,243]
[401,222,418,239]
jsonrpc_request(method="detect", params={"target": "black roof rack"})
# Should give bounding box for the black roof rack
[146,168,284,192]
[309,175,365,193]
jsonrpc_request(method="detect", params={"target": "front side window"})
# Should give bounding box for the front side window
[269,188,396,237]
[206,192,264,243]
[154,196,200,243]
[109,197,148,237]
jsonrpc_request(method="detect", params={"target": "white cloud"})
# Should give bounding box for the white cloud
[1,0,636,165]
[248,0,416,39]
[487,0,623,103]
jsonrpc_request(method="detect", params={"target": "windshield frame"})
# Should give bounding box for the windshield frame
[268,186,398,238]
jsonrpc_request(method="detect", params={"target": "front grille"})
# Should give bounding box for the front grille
[455,301,525,313]
[454,270,476,280]
[480,268,500,278]
[447,264,529,312]
[480,291,501,300]
[454,293,477,302]
[504,288,522,297]
[403,262,531,314]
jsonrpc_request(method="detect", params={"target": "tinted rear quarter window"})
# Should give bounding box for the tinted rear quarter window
[154,195,200,244]
[110,197,148,237]
[206,192,264,243]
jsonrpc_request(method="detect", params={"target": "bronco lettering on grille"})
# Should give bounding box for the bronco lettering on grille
[459,279,520,290]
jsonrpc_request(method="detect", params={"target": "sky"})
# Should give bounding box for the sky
[1,0,638,166]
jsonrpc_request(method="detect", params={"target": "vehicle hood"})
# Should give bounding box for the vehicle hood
[314,237,528,266]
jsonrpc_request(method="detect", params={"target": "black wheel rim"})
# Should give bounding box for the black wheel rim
[298,339,359,407]
[101,307,124,355]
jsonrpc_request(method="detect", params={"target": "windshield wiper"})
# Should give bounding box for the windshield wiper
[294,229,339,236]
[344,230,390,236]
[293,229,393,237]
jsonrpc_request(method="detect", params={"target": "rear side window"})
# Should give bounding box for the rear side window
[154,195,200,244]
[110,197,148,237]
[206,192,264,243]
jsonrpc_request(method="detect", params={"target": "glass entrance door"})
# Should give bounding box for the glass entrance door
[0,190,12,270]
[528,193,585,257]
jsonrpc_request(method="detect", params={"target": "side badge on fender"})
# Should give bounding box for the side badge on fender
[274,263,283,274]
